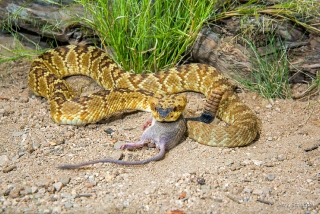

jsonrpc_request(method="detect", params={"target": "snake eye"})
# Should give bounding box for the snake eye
[173,107,177,112]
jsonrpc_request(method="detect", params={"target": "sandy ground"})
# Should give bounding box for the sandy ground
[0,56,319,214]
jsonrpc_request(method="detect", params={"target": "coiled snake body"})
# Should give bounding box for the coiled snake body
[28,45,260,147]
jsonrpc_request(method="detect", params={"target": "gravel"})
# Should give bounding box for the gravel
[0,60,319,213]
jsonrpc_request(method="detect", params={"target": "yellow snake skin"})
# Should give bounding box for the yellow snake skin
[28,45,260,147]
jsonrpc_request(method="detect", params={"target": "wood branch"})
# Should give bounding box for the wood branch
[0,0,98,45]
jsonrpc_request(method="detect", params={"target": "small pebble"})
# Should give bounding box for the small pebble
[252,189,263,195]
[9,186,21,198]
[61,193,72,199]
[225,159,234,166]
[243,188,252,193]
[64,202,73,209]
[306,179,313,183]
[266,174,275,181]
[200,185,211,190]
[0,155,9,166]
[110,151,124,160]
[266,104,272,109]
[53,182,63,192]
[242,159,251,165]
[104,128,115,135]
[31,186,38,194]
[88,175,95,183]
[197,177,206,185]
[60,175,71,185]
[261,187,271,195]
[277,154,286,161]
[32,142,40,150]
[12,132,25,137]
[114,142,125,150]
[38,188,46,194]
[35,178,52,188]
[52,207,61,213]
[252,160,264,166]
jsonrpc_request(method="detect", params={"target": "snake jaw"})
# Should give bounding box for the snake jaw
[149,93,187,122]
[155,107,173,119]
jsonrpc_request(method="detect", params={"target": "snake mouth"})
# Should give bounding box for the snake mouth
[155,107,173,119]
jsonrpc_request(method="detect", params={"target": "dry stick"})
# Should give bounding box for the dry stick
[257,198,274,205]
[304,143,320,152]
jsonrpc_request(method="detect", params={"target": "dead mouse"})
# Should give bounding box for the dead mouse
[57,116,186,169]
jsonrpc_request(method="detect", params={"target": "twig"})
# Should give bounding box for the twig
[257,198,274,205]
[304,143,320,152]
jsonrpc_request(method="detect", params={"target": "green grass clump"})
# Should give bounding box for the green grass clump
[75,0,216,73]
[212,0,320,34]
[236,36,291,99]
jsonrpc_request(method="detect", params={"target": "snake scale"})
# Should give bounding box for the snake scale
[28,45,260,147]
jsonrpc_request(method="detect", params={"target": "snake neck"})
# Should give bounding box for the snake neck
[49,89,153,125]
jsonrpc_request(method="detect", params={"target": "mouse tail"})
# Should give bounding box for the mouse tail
[57,144,166,169]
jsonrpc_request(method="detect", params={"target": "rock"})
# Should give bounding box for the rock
[59,175,71,185]
[266,174,275,181]
[88,175,95,183]
[242,159,251,165]
[197,177,205,185]
[9,186,22,198]
[261,187,271,195]
[38,188,46,194]
[35,178,52,188]
[200,185,211,190]
[84,183,95,188]
[31,186,38,194]
[252,160,264,166]
[252,189,263,195]
[114,141,125,150]
[110,151,124,160]
[64,202,73,209]
[243,188,252,193]
[53,182,63,192]
[225,159,234,166]
[277,154,286,161]
[52,206,62,213]
[104,128,115,135]
[32,141,40,150]
[45,133,53,139]
[0,155,9,166]
[61,193,72,199]
[266,104,272,109]
[12,132,24,137]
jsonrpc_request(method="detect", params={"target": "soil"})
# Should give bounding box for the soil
[0,47,319,213]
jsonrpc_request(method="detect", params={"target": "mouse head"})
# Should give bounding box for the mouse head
[149,93,187,122]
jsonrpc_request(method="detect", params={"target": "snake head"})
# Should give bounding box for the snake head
[149,94,187,122]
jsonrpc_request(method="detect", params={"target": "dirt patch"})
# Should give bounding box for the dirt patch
[0,58,319,213]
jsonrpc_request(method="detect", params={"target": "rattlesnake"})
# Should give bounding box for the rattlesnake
[28,45,260,147]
